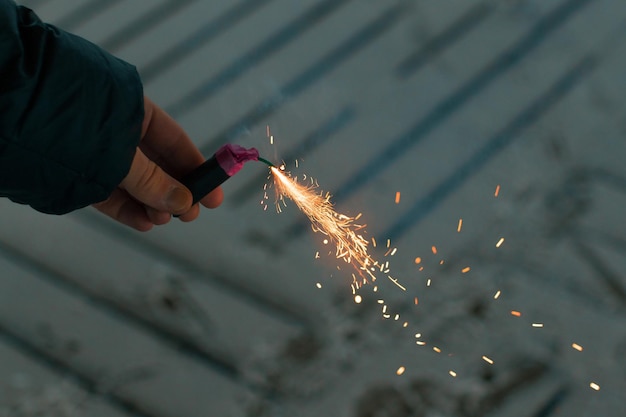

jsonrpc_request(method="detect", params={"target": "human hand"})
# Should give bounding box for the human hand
[93,97,223,231]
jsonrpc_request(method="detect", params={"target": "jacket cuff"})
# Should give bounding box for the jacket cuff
[0,3,143,214]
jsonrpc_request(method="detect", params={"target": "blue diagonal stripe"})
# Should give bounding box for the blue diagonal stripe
[385,56,598,241]
[140,0,274,83]
[199,4,406,155]
[331,0,592,205]
[166,0,352,116]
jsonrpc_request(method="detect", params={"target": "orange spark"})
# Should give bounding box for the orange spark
[494,184,501,197]
[511,310,522,317]
[572,343,584,352]
[457,218,463,232]
[270,167,405,291]
[431,246,437,254]
[395,191,401,204]
[396,366,406,376]
[461,266,471,274]
[414,257,422,264]
[414,297,419,305]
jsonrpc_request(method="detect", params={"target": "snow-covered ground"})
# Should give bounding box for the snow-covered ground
[2,0,625,416]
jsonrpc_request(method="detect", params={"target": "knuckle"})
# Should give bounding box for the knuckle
[135,162,161,192]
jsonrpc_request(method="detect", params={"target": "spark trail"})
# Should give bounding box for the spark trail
[269,166,405,291]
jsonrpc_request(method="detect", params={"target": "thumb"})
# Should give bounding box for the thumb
[121,149,192,214]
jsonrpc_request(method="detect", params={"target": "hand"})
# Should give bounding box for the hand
[93,97,223,231]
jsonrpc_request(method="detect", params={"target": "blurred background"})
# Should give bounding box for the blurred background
[1,0,626,416]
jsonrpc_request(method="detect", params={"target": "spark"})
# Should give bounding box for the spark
[316,282,322,289]
[496,237,505,248]
[394,314,400,321]
[494,290,501,299]
[416,341,426,346]
[387,276,406,291]
[396,366,406,376]
[395,191,401,204]
[427,278,432,287]
[270,167,405,290]
[390,247,398,256]
[354,295,362,304]
[415,333,421,338]
[532,323,544,328]
[482,355,494,365]
[461,266,471,274]
[315,251,320,259]
[377,299,385,304]
[270,135,274,145]
[511,310,522,317]
[439,259,444,265]
[589,382,600,391]
[403,322,408,328]
[414,297,419,305]
[572,343,584,352]
[414,257,422,264]
[372,237,377,247]
[449,370,457,377]
[433,346,442,353]
[457,218,463,232]
[431,246,437,254]
[494,184,501,197]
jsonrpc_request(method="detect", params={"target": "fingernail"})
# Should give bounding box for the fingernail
[166,187,190,213]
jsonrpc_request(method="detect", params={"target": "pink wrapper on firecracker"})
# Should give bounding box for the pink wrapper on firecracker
[179,144,259,205]
[215,144,260,176]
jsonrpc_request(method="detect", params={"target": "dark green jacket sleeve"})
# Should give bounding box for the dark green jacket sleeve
[0,0,143,214]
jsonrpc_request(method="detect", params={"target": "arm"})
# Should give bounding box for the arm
[0,0,143,214]
[0,1,222,230]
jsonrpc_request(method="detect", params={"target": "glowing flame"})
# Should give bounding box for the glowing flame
[270,166,404,290]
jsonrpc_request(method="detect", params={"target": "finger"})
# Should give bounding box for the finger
[177,203,200,222]
[140,97,206,179]
[92,188,153,231]
[121,148,192,214]
[200,186,223,208]
[146,207,172,225]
